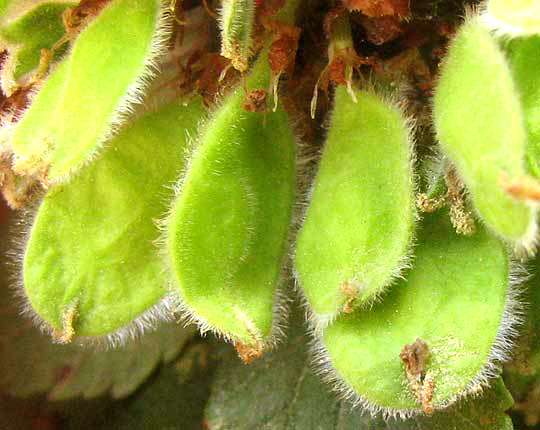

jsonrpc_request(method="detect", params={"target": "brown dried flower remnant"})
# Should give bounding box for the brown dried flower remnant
[0,147,46,209]
[416,192,445,213]
[445,165,476,236]
[234,341,264,364]
[63,0,112,36]
[340,281,359,313]
[52,300,79,345]
[265,20,301,110]
[267,23,301,77]
[0,169,42,209]
[499,171,540,202]
[244,89,268,113]
[400,338,435,415]
[197,54,237,107]
[416,164,475,236]
[311,10,371,118]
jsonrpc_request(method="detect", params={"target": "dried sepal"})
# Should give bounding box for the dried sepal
[311,10,370,118]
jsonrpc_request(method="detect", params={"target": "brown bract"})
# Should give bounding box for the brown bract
[268,24,301,78]
[63,0,112,37]
[343,0,410,19]
[243,89,268,112]
[360,15,403,45]
[197,54,238,107]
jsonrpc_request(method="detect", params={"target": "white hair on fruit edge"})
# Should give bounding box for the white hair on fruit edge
[51,0,175,184]
[6,194,179,351]
[306,247,527,420]
[291,81,419,336]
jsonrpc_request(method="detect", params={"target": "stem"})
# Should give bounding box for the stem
[275,0,302,26]
[245,0,302,90]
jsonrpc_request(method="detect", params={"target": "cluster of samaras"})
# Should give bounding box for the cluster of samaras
[0,0,539,420]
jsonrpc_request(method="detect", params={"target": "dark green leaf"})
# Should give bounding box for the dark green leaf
[0,277,195,400]
[504,254,540,427]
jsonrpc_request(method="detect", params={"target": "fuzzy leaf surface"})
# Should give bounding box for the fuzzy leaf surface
[166,47,296,347]
[205,311,513,429]
[295,85,415,321]
[507,35,540,179]
[11,0,167,183]
[484,0,540,35]
[22,99,203,338]
[322,210,510,413]
[433,18,535,248]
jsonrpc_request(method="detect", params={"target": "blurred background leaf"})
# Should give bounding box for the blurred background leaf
[57,338,219,430]
[0,202,196,400]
